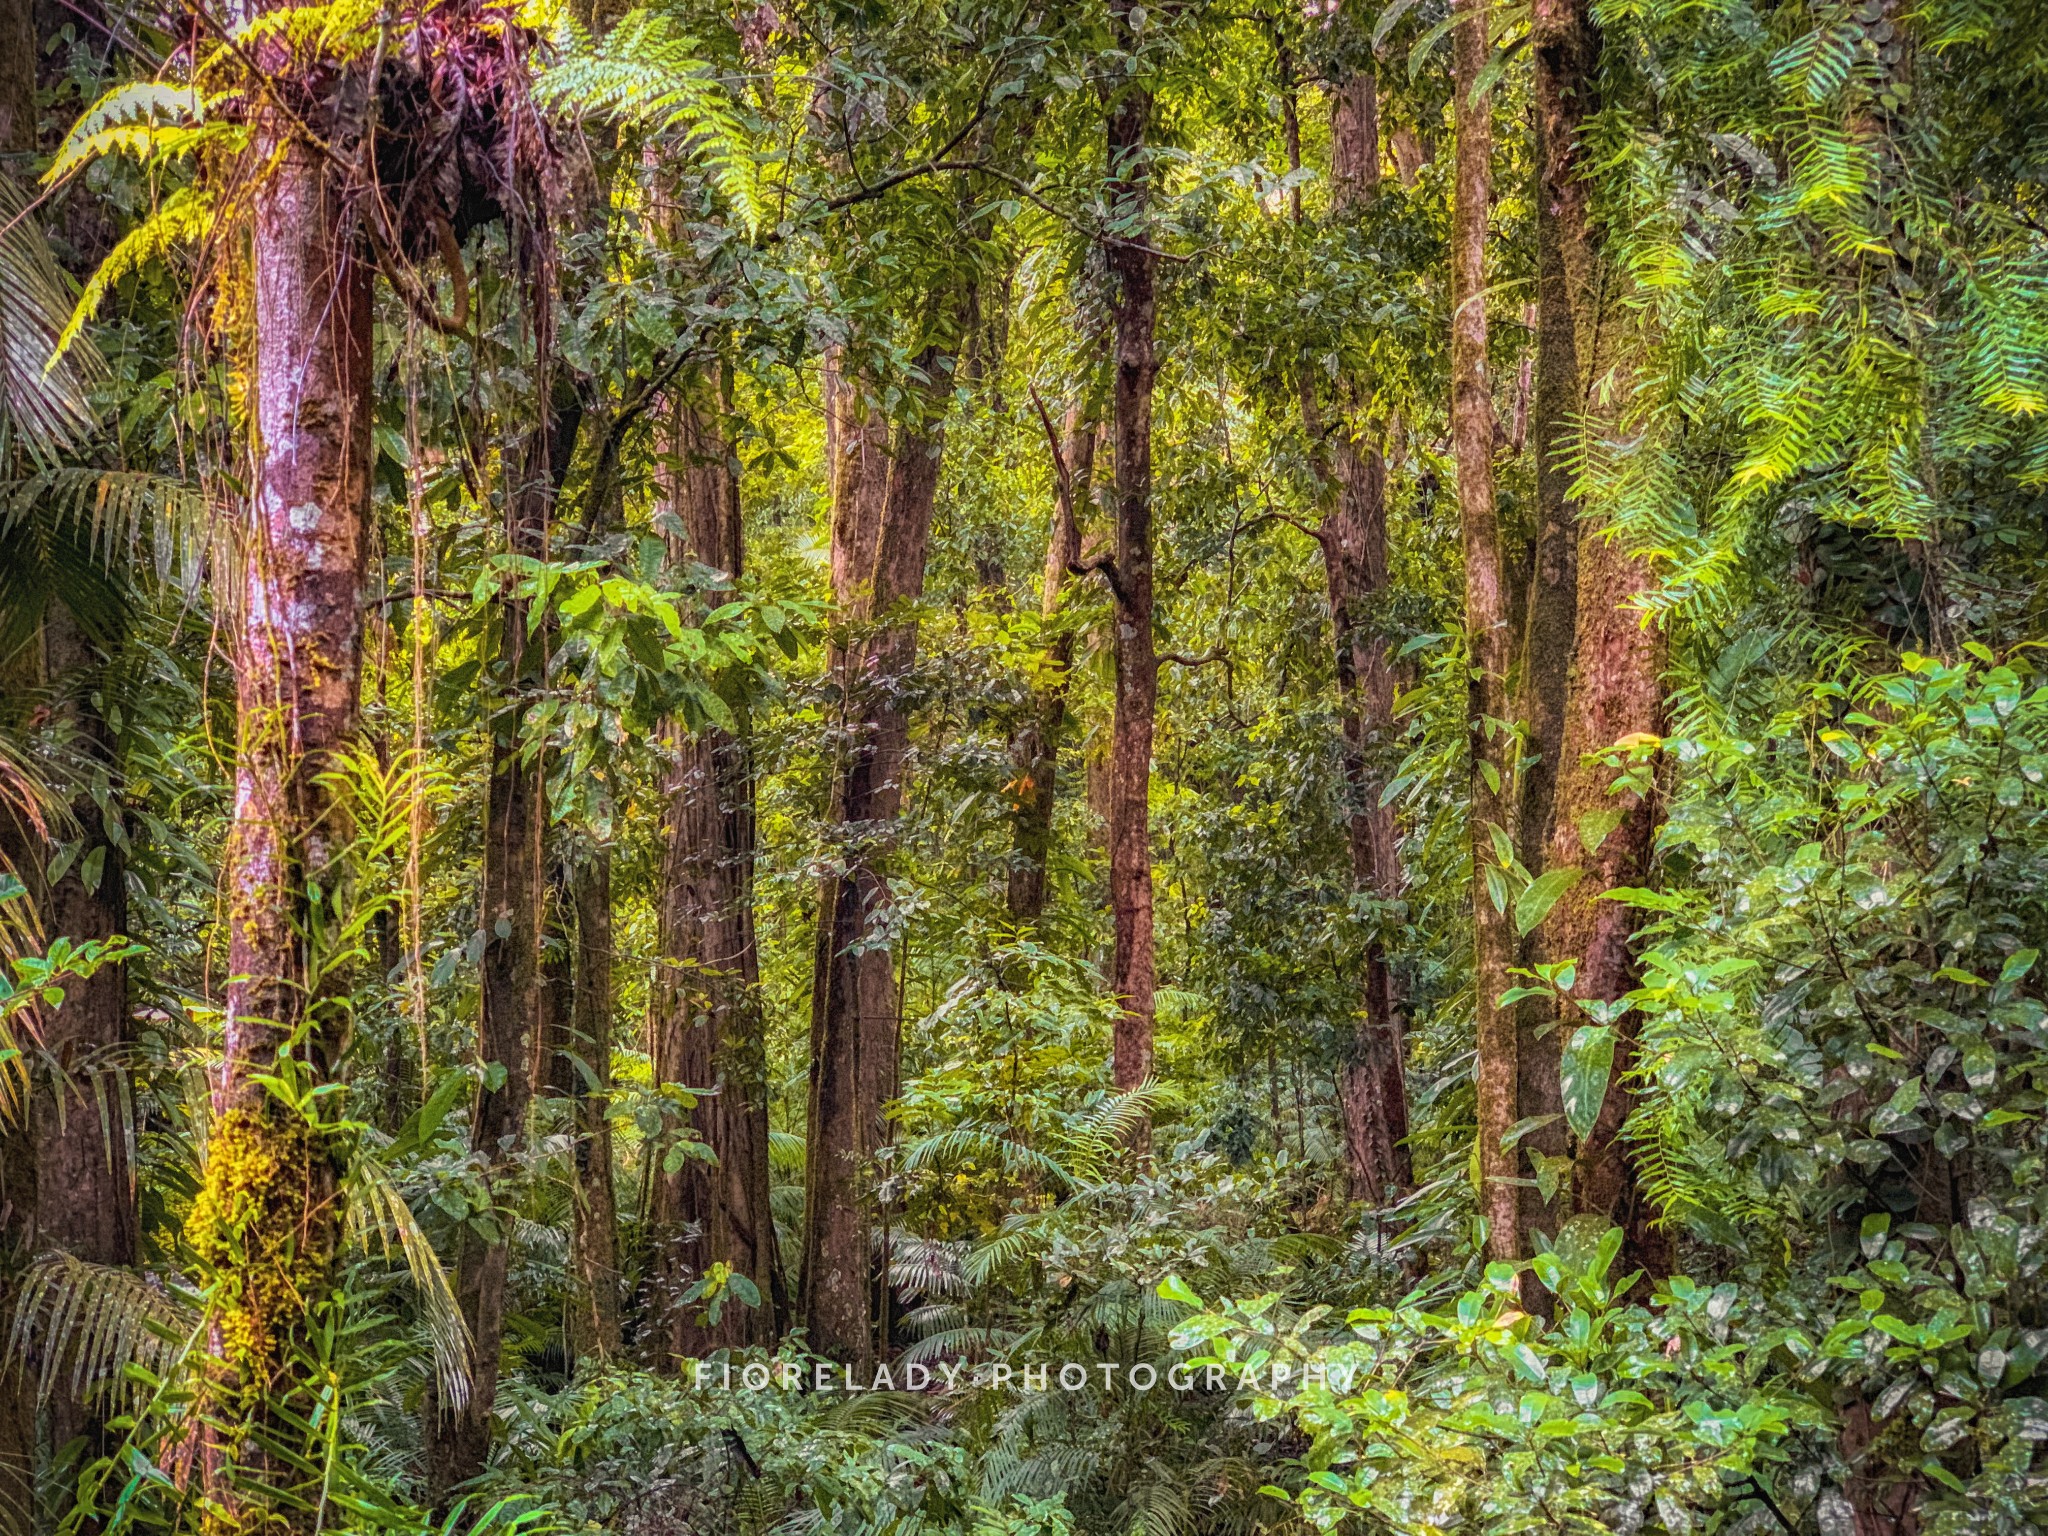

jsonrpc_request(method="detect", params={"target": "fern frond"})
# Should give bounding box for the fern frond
[46,82,207,185]
[768,1127,807,1175]
[534,11,764,234]
[56,186,216,365]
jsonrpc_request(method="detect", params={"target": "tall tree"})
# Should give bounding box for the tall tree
[1526,0,1668,1274]
[1104,0,1160,1109]
[429,304,583,1499]
[0,0,135,1503]
[1297,42,1411,1202]
[649,379,780,1357]
[1504,0,1604,1260]
[189,68,375,1522]
[801,351,950,1367]
[1450,0,1520,1265]
[1007,394,1097,928]
[566,849,622,1360]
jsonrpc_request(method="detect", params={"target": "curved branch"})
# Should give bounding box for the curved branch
[364,196,470,337]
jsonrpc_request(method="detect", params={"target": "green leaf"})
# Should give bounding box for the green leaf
[1560,1025,1616,1141]
[1597,885,1686,912]
[1373,0,1421,50]
[1576,808,1624,855]
[558,582,603,619]
[2000,949,2039,985]
[1501,1113,1560,1150]
[1157,1274,1202,1307]
[1516,867,1583,936]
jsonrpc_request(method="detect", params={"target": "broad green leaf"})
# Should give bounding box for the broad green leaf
[1560,1025,1616,1141]
[1515,867,1583,936]
[1576,807,1624,854]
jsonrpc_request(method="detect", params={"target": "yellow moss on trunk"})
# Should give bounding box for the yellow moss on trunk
[186,1106,332,1417]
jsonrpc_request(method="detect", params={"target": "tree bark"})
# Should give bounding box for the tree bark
[193,113,374,1524]
[800,357,949,1366]
[567,851,622,1361]
[37,626,137,1466]
[649,380,780,1359]
[1303,51,1412,1204]
[1106,0,1159,1112]
[1545,529,1666,1260]
[429,365,581,1500]
[1451,0,1520,1266]
[1006,398,1096,927]
[1504,0,1606,1264]
[1526,0,1670,1277]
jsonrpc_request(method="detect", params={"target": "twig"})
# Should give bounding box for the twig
[1235,510,1326,543]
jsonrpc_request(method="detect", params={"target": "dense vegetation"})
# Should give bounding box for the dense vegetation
[4,0,2048,1532]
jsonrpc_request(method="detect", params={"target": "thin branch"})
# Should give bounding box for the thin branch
[1236,510,1326,544]
[820,86,991,212]
[1027,383,1072,504]
[1160,648,1228,670]
[370,586,468,609]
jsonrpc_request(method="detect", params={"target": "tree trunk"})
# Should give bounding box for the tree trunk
[801,358,949,1366]
[1106,0,1159,1112]
[1451,0,1520,1266]
[1526,0,1670,1277]
[37,625,137,1451]
[1545,528,1666,1260]
[0,5,138,1509]
[649,381,780,1359]
[429,367,580,1499]
[1505,0,1607,1263]
[1007,399,1096,926]
[193,116,373,1523]
[567,851,622,1361]
[535,870,577,1107]
[1305,51,1411,1204]
[0,627,139,1526]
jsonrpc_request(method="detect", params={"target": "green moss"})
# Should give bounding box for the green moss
[186,1106,333,1420]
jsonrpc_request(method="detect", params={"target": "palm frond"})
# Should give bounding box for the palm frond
[7,1251,202,1414]
[0,174,103,457]
[343,1152,473,1410]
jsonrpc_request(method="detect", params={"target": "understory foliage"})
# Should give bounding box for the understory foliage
[2,1,2048,1535]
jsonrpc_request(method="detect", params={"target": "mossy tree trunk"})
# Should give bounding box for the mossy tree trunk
[192,89,374,1531]
[1451,0,1521,1268]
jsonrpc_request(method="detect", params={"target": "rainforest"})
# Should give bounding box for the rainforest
[2,0,2047,1533]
